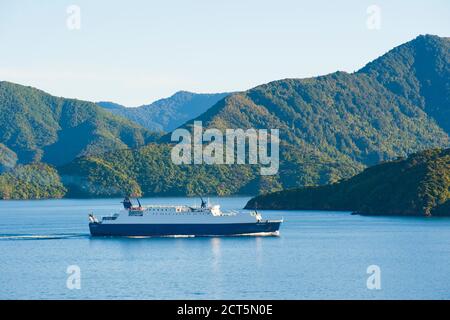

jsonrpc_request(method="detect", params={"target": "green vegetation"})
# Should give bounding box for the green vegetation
[0,163,66,199]
[360,35,450,133]
[0,81,157,166]
[59,143,259,198]
[1,35,449,200]
[246,148,450,216]
[61,35,450,197]
[97,91,230,132]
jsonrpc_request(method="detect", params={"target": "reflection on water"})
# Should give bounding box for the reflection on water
[1,197,450,299]
[210,238,222,298]
[211,237,221,273]
[255,237,263,267]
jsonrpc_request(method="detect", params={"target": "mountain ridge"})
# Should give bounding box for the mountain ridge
[1,34,449,199]
[97,91,230,132]
[59,34,450,198]
[0,81,157,166]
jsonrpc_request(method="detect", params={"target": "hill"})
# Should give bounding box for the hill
[60,35,450,197]
[0,81,156,166]
[184,35,449,167]
[245,148,450,217]
[97,91,230,132]
[58,143,261,198]
[0,163,66,200]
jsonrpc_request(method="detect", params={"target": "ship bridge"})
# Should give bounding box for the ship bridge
[140,204,225,216]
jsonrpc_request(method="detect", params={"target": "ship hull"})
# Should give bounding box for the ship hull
[89,221,281,237]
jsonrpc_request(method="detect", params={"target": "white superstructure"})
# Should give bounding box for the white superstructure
[94,202,263,225]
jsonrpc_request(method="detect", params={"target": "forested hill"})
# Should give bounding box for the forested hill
[0,81,157,167]
[359,35,450,134]
[97,91,230,132]
[0,163,66,200]
[245,148,450,217]
[181,35,449,167]
[60,35,450,198]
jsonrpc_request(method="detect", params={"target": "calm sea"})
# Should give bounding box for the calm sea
[1,197,450,300]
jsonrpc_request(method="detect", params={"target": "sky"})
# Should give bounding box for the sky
[0,0,449,106]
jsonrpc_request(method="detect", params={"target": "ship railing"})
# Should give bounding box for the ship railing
[142,205,191,209]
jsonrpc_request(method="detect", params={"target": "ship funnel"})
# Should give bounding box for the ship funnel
[122,197,132,210]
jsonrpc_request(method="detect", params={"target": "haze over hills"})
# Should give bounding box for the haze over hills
[97,91,230,132]
[0,81,157,167]
[0,144,17,173]
[58,35,450,198]
[245,148,450,217]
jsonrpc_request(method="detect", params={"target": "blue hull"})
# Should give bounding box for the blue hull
[89,221,281,237]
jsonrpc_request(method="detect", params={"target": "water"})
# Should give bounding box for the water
[1,197,450,300]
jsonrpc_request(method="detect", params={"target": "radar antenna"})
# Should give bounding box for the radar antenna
[136,198,142,208]
[199,195,207,208]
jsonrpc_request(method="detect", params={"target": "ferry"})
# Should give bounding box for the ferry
[88,197,282,237]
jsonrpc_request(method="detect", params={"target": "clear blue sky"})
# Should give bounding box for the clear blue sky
[0,0,449,106]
